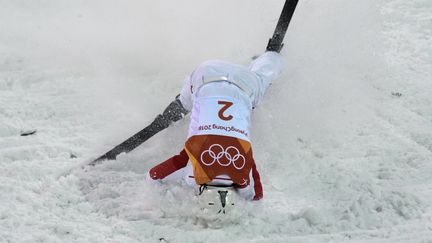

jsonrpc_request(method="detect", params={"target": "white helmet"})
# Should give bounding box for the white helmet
[198,185,238,215]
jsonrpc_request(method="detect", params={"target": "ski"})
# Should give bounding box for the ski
[89,96,188,166]
[266,0,299,52]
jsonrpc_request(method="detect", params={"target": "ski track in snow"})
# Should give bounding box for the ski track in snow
[1,0,432,242]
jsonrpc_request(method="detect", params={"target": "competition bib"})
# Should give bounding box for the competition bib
[185,96,254,186]
[188,96,251,142]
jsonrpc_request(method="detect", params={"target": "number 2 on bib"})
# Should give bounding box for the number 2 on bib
[218,101,234,121]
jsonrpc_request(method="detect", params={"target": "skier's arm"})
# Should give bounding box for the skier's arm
[251,162,263,200]
[149,149,189,180]
[236,162,263,201]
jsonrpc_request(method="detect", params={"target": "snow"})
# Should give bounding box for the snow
[1,0,432,242]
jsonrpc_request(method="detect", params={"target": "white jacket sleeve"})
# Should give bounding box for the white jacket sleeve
[179,75,193,112]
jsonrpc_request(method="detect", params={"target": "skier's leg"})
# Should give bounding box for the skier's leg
[148,149,189,181]
[248,51,283,95]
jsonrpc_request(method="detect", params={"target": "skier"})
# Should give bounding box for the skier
[147,49,283,201]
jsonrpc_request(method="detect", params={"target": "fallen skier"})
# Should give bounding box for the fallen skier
[148,50,283,201]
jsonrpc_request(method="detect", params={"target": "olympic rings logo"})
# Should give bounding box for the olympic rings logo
[200,144,246,170]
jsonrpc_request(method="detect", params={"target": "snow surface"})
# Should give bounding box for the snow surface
[1,0,432,242]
